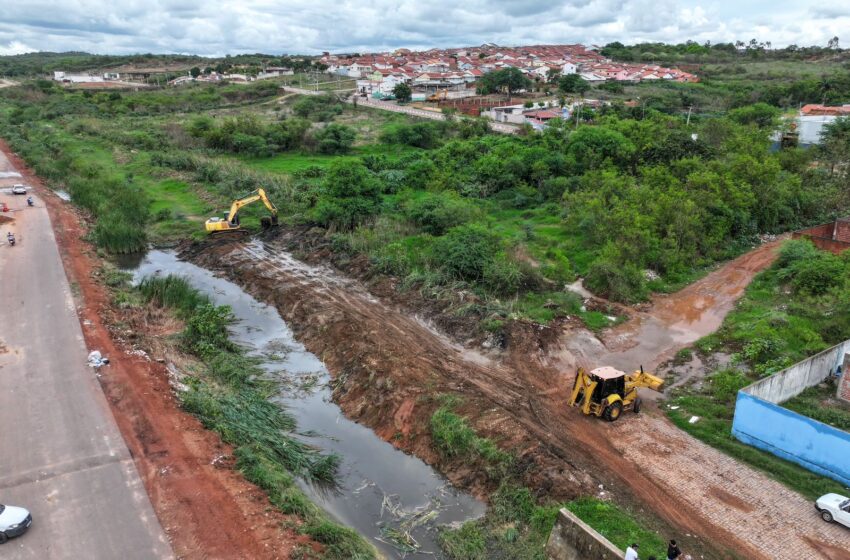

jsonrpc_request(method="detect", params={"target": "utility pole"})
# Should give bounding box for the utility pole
[686,105,693,126]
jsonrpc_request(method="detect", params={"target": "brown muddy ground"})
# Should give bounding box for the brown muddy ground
[186,233,796,560]
[0,141,318,560]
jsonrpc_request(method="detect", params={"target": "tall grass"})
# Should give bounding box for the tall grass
[138,275,210,315]
[139,275,375,558]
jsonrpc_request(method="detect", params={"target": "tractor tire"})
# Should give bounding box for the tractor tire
[633,397,643,414]
[603,401,623,422]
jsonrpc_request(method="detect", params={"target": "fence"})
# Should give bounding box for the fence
[731,338,850,486]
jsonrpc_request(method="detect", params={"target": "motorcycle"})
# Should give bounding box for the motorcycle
[27,197,33,207]
[7,233,15,246]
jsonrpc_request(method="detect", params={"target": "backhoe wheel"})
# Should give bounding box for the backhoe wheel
[604,401,623,422]
[633,397,643,414]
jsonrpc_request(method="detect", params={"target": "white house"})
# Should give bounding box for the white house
[561,62,578,75]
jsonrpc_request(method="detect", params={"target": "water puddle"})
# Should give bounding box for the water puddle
[120,250,484,558]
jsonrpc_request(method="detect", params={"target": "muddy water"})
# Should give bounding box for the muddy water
[121,250,484,559]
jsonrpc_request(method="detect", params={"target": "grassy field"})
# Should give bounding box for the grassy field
[783,384,850,431]
[668,240,850,500]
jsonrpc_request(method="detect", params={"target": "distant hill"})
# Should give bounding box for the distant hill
[0,52,298,77]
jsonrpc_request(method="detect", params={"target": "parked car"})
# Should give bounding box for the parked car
[0,504,33,543]
[11,184,27,195]
[816,493,850,528]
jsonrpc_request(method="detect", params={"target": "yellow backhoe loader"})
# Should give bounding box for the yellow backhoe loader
[568,366,663,421]
[205,188,278,236]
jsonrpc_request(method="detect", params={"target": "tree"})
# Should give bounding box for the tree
[392,82,412,103]
[313,123,355,154]
[476,67,531,96]
[314,160,381,230]
[190,66,201,78]
[828,36,840,50]
[558,74,589,95]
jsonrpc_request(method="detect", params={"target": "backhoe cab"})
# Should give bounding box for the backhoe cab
[568,366,664,422]
[205,188,278,236]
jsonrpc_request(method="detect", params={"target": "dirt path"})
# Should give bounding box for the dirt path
[0,141,315,560]
[560,239,785,373]
[188,231,850,560]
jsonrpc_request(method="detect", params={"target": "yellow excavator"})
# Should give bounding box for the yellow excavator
[205,188,278,235]
[568,366,663,421]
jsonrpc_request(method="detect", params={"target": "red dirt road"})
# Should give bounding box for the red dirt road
[0,141,313,560]
[188,231,850,560]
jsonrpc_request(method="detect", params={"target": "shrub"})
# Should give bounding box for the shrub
[433,224,501,281]
[313,160,380,230]
[403,191,478,235]
[313,123,355,154]
[584,254,647,303]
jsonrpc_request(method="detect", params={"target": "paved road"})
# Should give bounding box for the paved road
[0,152,172,559]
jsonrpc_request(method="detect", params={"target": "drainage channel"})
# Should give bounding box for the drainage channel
[120,250,485,558]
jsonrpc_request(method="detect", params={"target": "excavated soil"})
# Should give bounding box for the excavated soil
[184,231,791,560]
[0,141,317,560]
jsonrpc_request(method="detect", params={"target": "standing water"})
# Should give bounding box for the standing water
[121,250,485,558]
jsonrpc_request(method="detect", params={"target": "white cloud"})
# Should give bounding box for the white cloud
[0,41,35,55]
[0,0,847,56]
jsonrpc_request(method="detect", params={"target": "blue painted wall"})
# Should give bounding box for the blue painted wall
[732,392,850,487]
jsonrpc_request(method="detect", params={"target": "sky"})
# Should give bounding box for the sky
[0,0,848,57]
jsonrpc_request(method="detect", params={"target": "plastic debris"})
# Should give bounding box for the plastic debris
[87,350,109,368]
[688,415,700,424]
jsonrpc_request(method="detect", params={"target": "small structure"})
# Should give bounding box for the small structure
[731,338,850,486]
[797,104,850,145]
[546,508,623,560]
[792,217,850,254]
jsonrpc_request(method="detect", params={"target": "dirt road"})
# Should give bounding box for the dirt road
[0,142,316,559]
[0,152,171,559]
[189,232,850,560]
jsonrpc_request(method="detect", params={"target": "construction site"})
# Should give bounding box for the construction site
[2,39,850,560]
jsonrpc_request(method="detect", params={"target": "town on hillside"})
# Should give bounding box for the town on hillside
[320,43,698,99]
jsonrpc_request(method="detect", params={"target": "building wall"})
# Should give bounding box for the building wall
[798,115,837,144]
[742,339,850,403]
[792,220,850,254]
[546,509,624,560]
[732,392,850,486]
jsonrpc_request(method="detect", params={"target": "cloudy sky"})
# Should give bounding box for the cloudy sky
[0,0,848,57]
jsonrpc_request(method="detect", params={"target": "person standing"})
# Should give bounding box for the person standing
[667,539,682,560]
[625,542,640,560]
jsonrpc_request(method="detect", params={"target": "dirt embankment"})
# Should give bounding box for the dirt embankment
[184,230,782,560]
[0,141,317,560]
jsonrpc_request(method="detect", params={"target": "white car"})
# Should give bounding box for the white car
[11,184,27,195]
[0,504,32,543]
[816,493,850,528]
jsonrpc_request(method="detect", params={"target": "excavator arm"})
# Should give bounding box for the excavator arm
[226,188,277,225]
[625,367,664,392]
[205,188,278,234]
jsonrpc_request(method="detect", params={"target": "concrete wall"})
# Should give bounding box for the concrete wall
[742,339,850,403]
[839,354,850,403]
[732,392,850,486]
[546,508,624,560]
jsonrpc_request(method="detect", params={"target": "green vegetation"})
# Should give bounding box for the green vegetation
[476,67,532,95]
[136,275,375,559]
[565,498,666,556]
[783,385,850,432]
[431,399,665,559]
[430,396,513,474]
[669,239,850,499]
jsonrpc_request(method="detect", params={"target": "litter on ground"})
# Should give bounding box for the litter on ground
[87,350,110,367]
